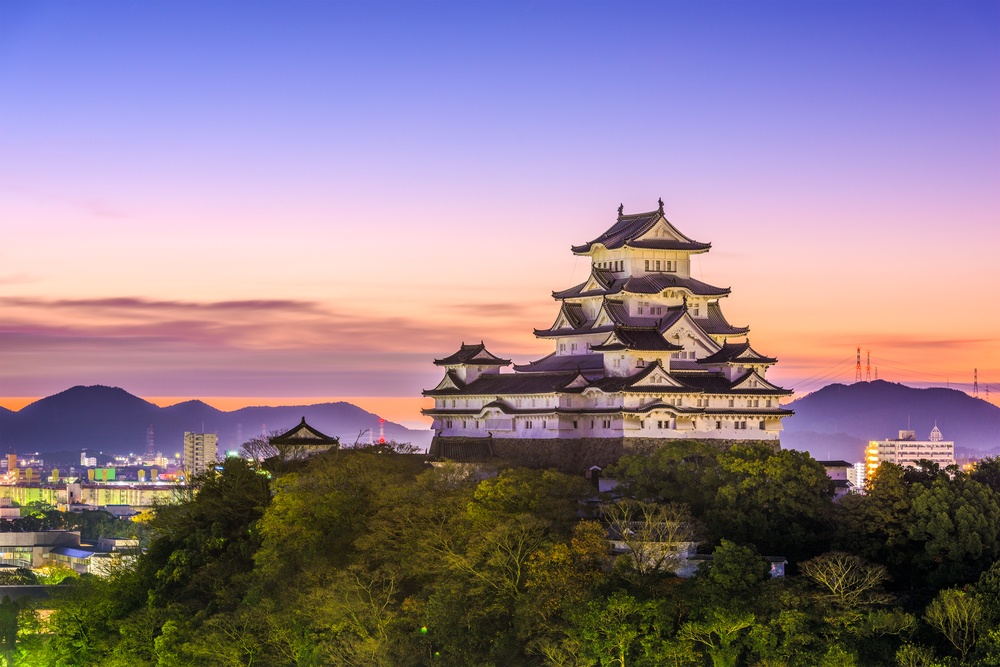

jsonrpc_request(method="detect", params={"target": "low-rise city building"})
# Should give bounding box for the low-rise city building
[816,460,857,499]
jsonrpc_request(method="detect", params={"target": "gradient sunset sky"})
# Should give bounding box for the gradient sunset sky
[2,1,998,428]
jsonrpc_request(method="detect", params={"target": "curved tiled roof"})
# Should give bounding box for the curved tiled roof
[571,208,711,254]
[445,371,579,396]
[621,400,704,414]
[513,352,605,374]
[553,270,728,300]
[434,342,512,366]
[701,301,749,336]
[622,274,729,297]
[698,341,777,365]
[270,417,340,445]
[591,327,684,352]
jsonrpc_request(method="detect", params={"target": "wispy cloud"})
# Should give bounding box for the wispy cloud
[0,294,548,398]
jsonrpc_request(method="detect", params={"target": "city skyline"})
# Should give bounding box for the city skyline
[2,1,998,429]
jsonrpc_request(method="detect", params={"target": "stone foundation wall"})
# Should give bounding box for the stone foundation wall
[429,435,780,473]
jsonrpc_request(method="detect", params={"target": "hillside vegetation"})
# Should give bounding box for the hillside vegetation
[11,442,1000,666]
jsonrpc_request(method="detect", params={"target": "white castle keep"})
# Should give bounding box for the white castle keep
[424,200,793,450]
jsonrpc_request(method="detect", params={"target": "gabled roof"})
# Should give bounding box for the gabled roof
[552,268,622,299]
[658,308,723,355]
[423,371,467,395]
[593,361,687,392]
[563,371,591,388]
[434,342,511,367]
[571,205,711,254]
[549,302,587,330]
[270,417,340,446]
[729,370,791,394]
[625,361,685,388]
[698,341,777,365]
[591,327,684,352]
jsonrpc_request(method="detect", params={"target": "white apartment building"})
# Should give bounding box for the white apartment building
[865,425,955,480]
[183,432,218,477]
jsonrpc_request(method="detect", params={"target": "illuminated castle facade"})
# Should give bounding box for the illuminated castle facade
[423,201,793,450]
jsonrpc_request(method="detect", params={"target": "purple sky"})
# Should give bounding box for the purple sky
[1,1,998,427]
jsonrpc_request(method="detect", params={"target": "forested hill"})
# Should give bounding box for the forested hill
[783,380,1000,460]
[26,442,1000,665]
[0,385,433,454]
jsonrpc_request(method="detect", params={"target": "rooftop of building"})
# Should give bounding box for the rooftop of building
[571,201,712,254]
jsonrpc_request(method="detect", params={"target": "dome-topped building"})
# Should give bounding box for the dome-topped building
[423,201,794,461]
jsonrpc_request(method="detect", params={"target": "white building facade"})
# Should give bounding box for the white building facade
[423,201,793,448]
[865,425,956,481]
[183,432,218,477]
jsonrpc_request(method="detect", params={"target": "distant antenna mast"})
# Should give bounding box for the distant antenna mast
[866,350,871,382]
[855,347,862,383]
[146,424,155,457]
[874,366,878,381]
[973,368,979,398]
[378,418,386,445]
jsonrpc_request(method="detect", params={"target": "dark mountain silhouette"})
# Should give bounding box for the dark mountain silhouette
[782,380,1000,461]
[0,385,433,455]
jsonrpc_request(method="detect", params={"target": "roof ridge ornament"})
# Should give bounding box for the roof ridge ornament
[618,203,624,219]
[658,197,664,215]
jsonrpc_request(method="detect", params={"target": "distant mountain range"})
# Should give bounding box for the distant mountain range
[3,381,997,466]
[0,386,433,456]
[783,380,1000,461]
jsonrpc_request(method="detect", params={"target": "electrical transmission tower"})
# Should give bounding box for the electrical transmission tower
[147,425,155,458]
[866,350,871,382]
[855,347,862,383]
[974,369,979,398]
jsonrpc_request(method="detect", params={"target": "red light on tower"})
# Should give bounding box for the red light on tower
[378,418,385,444]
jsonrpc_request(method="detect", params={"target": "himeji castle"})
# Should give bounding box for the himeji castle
[423,200,793,462]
